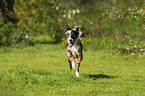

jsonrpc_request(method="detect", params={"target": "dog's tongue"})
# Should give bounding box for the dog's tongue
[69,42,72,46]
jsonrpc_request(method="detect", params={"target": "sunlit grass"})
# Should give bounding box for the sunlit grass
[0,38,144,95]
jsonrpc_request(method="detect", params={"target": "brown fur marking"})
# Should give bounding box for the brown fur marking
[77,56,81,63]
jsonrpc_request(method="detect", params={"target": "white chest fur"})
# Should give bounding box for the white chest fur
[70,44,79,58]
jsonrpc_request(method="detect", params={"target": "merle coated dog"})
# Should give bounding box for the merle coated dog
[65,25,83,77]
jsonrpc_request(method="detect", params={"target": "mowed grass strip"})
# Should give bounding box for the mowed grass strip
[0,44,144,96]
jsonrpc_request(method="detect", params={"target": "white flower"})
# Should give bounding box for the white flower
[131,53,135,55]
[76,9,80,13]
[134,46,137,48]
[140,49,144,51]
[63,14,66,18]
[68,13,71,19]
[90,21,93,25]
[127,48,129,50]
[56,6,59,10]
[73,10,76,14]
[63,10,66,13]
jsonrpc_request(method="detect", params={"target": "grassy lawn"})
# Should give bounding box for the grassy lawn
[0,39,144,96]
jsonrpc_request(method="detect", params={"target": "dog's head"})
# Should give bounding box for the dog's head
[67,29,79,46]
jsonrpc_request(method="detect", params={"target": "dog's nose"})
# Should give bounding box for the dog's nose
[69,39,73,42]
[69,39,74,43]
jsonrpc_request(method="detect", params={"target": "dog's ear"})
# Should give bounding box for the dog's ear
[65,24,72,31]
[74,25,79,31]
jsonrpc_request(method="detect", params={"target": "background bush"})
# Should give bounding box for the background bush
[0,18,34,47]
[0,0,145,47]
[0,18,14,46]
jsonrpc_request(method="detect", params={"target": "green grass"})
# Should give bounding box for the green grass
[0,39,145,96]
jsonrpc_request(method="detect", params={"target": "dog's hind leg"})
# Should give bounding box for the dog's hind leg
[67,59,72,70]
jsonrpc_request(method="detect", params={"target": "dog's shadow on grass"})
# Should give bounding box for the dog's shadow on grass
[84,74,116,80]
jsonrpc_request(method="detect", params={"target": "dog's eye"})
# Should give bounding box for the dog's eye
[71,33,75,36]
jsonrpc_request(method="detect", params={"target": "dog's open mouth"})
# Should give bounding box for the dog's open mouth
[68,39,74,46]
[68,41,73,46]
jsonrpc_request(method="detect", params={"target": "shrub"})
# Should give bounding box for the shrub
[11,29,34,48]
[0,18,34,48]
[0,19,14,47]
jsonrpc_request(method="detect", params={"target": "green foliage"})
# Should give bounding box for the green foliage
[0,18,14,46]
[0,0,145,46]
[0,0,17,24]
[11,29,34,47]
[14,0,64,42]
[0,18,34,47]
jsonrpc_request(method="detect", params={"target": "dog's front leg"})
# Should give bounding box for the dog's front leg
[69,56,75,70]
[76,56,81,77]
[67,47,75,70]
[67,52,75,70]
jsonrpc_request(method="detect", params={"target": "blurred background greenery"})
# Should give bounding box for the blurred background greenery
[0,0,145,47]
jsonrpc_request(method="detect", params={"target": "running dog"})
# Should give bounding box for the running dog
[65,25,83,77]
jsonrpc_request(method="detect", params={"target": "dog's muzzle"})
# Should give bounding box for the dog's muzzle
[68,38,74,46]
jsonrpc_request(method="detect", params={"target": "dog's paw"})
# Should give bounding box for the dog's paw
[76,71,79,77]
